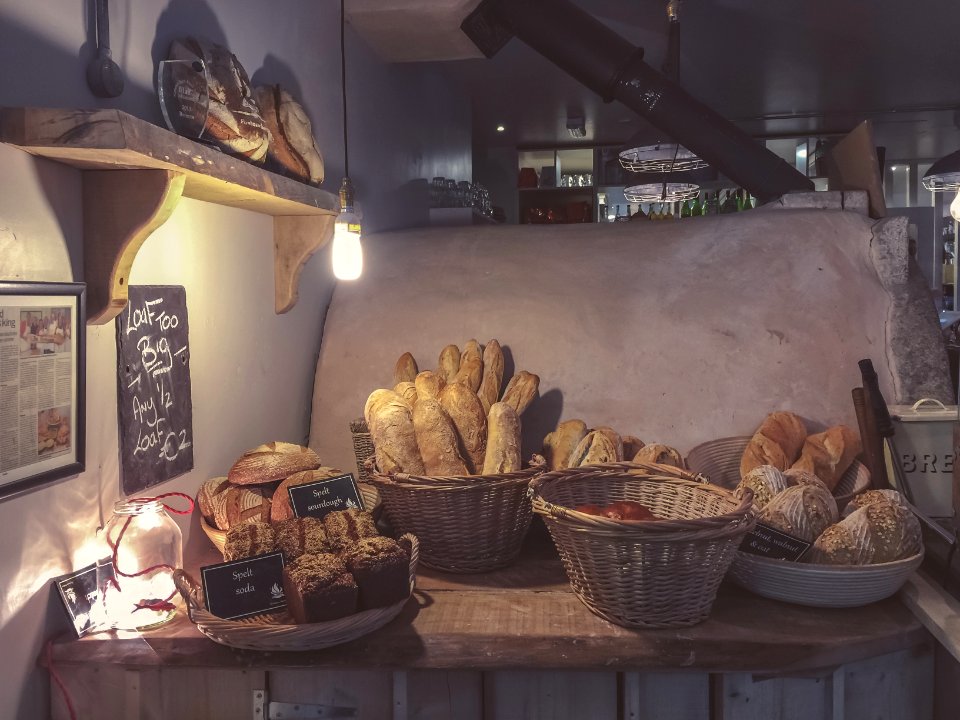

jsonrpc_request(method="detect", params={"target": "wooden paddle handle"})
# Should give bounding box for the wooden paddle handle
[853,385,890,489]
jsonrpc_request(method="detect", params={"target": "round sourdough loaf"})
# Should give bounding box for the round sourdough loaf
[757,483,838,543]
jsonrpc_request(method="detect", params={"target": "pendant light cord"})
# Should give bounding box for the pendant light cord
[341,0,349,179]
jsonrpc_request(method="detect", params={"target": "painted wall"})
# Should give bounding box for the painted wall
[0,0,470,716]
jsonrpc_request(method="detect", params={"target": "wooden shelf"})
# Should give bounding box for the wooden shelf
[0,107,339,323]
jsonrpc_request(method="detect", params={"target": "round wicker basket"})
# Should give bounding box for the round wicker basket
[367,457,546,573]
[173,533,418,650]
[685,436,870,509]
[529,462,755,628]
[200,483,383,557]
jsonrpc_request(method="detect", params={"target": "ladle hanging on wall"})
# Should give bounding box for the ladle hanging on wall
[86,0,124,98]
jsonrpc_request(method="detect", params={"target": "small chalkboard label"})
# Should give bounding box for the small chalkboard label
[289,473,364,520]
[201,552,286,620]
[739,522,812,561]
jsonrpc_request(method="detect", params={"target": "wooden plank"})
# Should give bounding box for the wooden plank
[900,571,960,663]
[483,671,617,720]
[269,669,393,718]
[50,665,128,720]
[406,671,482,720]
[716,673,831,720]
[935,643,960,720]
[274,214,335,313]
[0,107,338,216]
[622,672,710,720]
[843,646,934,720]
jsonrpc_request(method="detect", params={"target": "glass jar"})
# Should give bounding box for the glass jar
[97,498,183,631]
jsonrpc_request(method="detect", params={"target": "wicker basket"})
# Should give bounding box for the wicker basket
[200,484,383,557]
[351,418,376,482]
[173,534,418,650]
[367,458,546,573]
[529,462,755,628]
[728,548,923,608]
[685,436,870,509]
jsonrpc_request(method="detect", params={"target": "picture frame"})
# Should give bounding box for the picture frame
[53,559,113,638]
[0,281,86,500]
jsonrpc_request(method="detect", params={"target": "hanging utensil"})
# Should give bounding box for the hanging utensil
[86,0,124,98]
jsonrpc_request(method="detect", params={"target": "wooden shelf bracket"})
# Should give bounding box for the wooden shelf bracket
[274,214,336,314]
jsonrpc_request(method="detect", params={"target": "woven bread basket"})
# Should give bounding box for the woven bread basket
[173,533,418,650]
[366,457,546,573]
[685,435,870,509]
[200,484,383,557]
[350,418,376,482]
[529,462,755,628]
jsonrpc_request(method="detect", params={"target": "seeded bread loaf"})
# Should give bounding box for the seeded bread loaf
[757,483,838,543]
[223,520,276,561]
[810,498,921,564]
[282,553,357,623]
[740,411,807,476]
[736,465,789,510]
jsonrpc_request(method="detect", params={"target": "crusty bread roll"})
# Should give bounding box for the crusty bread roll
[271,467,344,523]
[543,419,588,471]
[437,344,461,384]
[461,339,483,366]
[783,468,830,493]
[453,356,483,392]
[368,394,426,475]
[810,499,921,564]
[393,381,418,406]
[569,431,618,468]
[757,483,838,542]
[227,442,322,486]
[501,371,540,415]
[478,339,505,414]
[632,443,684,468]
[593,427,624,461]
[740,411,807,476]
[393,352,419,385]
[412,398,470,476]
[736,465,789,510]
[414,371,445,403]
[622,435,645,460]
[790,425,861,492]
[482,402,521,474]
[439,382,487,473]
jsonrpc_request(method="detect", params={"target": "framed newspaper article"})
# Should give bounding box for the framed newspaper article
[0,282,85,500]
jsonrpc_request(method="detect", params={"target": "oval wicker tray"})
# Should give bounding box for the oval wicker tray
[200,483,383,556]
[728,548,923,608]
[173,533,418,651]
[685,435,870,508]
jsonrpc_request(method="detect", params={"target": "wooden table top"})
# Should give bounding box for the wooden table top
[51,527,928,673]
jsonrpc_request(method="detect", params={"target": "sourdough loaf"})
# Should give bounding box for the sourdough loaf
[253,84,324,184]
[632,443,684,468]
[271,466,345,523]
[736,465,789,510]
[757,483,838,542]
[227,441,322,486]
[569,430,618,467]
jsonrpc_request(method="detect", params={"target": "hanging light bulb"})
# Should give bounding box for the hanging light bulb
[951,188,960,224]
[333,177,363,280]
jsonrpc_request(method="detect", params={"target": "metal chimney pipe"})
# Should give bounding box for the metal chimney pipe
[462,0,813,203]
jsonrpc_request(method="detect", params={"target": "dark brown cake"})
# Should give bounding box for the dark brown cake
[342,536,410,610]
[223,520,276,561]
[274,516,329,561]
[323,509,379,552]
[282,553,357,623]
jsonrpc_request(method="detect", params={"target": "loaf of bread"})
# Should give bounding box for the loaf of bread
[223,520,276,561]
[225,485,272,527]
[342,536,410,609]
[757,483,838,542]
[393,352,419,385]
[323,509,380,552]
[197,476,231,528]
[790,425,861,492]
[453,356,483,392]
[437,344,461,384]
[366,390,426,475]
[569,430,618,467]
[736,465,789,510]
[282,553,358,623]
[842,489,910,517]
[253,84,324,184]
[439,382,487,473]
[227,441,322,486]
[365,389,410,427]
[593,427,624,461]
[740,411,807,476]
[478,339,504,414]
[274,516,329,561]
[622,435,646,461]
[461,339,483,366]
[482,402,522,474]
[414,371,445,402]
[808,508,875,565]
[412,397,470,475]
[501,371,539,415]
[783,468,830,493]
[393,381,418,406]
[271,467,345,523]
[543,419,588,471]
[632,443,684,468]
[810,499,921,564]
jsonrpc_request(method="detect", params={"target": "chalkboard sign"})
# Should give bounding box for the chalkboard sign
[739,522,812,561]
[201,552,286,620]
[116,286,194,494]
[289,473,364,520]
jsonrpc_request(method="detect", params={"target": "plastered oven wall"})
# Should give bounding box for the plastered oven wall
[0,1,470,716]
[309,206,952,472]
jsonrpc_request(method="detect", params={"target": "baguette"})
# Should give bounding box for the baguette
[453,356,483,393]
[461,339,483,366]
[393,352,419,385]
[227,442,322,486]
[414,370,445,402]
[368,394,426,475]
[482,402,521,474]
[439,382,487,473]
[478,339,505,414]
[543,419,588,471]
[740,411,807,476]
[412,398,470,476]
[790,425,861,492]
[501,371,539,415]
[569,431,618,467]
[437,344,461,384]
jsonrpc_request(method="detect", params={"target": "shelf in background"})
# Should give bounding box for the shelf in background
[519,186,594,193]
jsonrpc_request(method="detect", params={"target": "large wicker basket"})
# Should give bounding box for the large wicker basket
[685,436,870,509]
[529,462,755,628]
[367,458,546,573]
[173,534,418,651]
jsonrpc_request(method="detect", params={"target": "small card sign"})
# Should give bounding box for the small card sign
[739,522,812,561]
[53,559,114,638]
[289,473,364,520]
[201,552,286,620]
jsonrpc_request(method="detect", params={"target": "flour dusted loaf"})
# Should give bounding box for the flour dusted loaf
[414,371,445,402]
[227,441,322,486]
[482,402,522,474]
[757,483,838,543]
[365,390,425,475]
[543,419,588,471]
[439,382,487,473]
[809,497,921,565]
[282,553,358,623]
[736,465,789,510]
[740,411,807,475]
[453,356,483,393]
[253,84,324,184]
[412,398,470,475]
[790,425,861,492]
